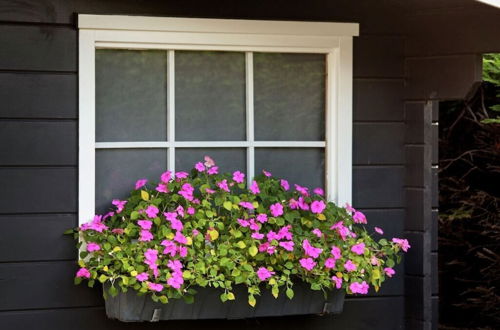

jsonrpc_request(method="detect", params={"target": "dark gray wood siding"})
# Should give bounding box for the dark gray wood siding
[0,0,423,329]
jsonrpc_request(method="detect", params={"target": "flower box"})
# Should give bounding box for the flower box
[104,282,345,322]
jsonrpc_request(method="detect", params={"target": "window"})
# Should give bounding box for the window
[78,15,358,224]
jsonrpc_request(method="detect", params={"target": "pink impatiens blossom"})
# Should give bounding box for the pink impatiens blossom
[135,179,147,190]
[175,171,189,179]
[374,227,384,235]
[168,259,183,271]
[280,179,290,191]
[167,274,184,289]
[295,184,309,196]
[298,197,309,211]
[238,218,250,227]
[266,231,280,241]
[289,198,299,210]
[112,199,127,213]
[302,239,323,258]
[349,281,369,294]
[310,200,326,214]
[256,213,268,224]
[174,231,187,244]
[299,257,317,271]
[332,275,343,289]
[279,241,294,251]
[205,188,216,194]
[249,180,260,194]
[187,207,195,215]
[139,230,153,242]
[161,240,177,256]
[217,179,230,192]
[137,220,152,230]
[344,203,356,214]
[178,183,194,201]
[136,272,149,282]
[232,171,245,183]
[239,201,254,210]
[344,260,357,272]
[392,238,411,252]
[86,242,100,252]
[145,205,159,218]
[351,242,366,255]
[257,267,275,281]
[194,162,205,172]
[330,221,353,241]
[262,170,272,177]
[76,267,91,278]
[331,246,342,260]
[384,267,396,277]
[370,256,381,266]
[148,282,163,292]
[112,228,124,235]
[313,187,324,196]
[207,166,218,175]
[156,183,168,193]
[80,215,108,233]
[270,203,284,217]
[353,211,367,224]
[144,248,158,262]
[176,205,185,218]
[204,156,215,167]
[252,232,264,240]
[249,219,260,231]
[278,225,293,240]
[178,246,188,257]
[324,258,336,269]
[312,228,323,238]
[160,170,172,183]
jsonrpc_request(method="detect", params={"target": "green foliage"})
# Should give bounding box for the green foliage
[70,160,406,306]
[482,54,500,124]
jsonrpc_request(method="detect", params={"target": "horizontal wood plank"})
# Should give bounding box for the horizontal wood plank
[353,35,404,78]
[354,79,404,122]
[354,123,405,165]
[353,166,404,208]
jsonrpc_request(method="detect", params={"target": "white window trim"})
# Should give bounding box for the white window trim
[78,14,358,225]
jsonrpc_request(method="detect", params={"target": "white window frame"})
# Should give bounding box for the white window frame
[78,14,358,225]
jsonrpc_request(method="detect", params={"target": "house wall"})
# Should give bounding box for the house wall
[403,1,500,329]
[0,1,408,329]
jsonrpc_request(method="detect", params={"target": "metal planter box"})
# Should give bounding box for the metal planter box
[104,282,345,322]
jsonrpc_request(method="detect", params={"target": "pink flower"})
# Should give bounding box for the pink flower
[204,156,215,168]
[187,207,195,215]
[145,205,159,218]
[148,282,163,292]
[135,179,147,190]
[178,183,194,201]
[156,183,168,193]
[178,246,188,257]
[160,170,172,183]
[289,198,299,209]
[144,249,158,262]
[207,166,218,175]
[353,211,367,224]
[249,181,260,194]
[192,229,200,236]
[175,171,189,179]
[205,188,216,194]
[332,276,343,289]
[278,225,293,240]
[80,215,108,233]
[239,201,254,210]
[344,203,356,214]
[392,238,411,252]
[312,228,323,238]
[168,259,183,271]
[232,171,245,183]
[139,230,153,242]
[331,246,342,260]
[262,170,272,177]
[298,197,309,211]
[299,258,316,271]
[302,239,323,258]
[76,267,91,278]
[217,179,230,192]
[270,203,284,217]
[137,220,152,230]
[136,272,149,282]
[374,227,384,235]
[371,256,381,266]
[112,199,127,213]
[324,258,336,269]
[349,281,369,294]
[252,232,264,240]
[161,240,177,256]
[238,218,250,227]
[167,273,184,289]
[112,228,124,235]
[249,219,260,231]
[194,162,205,172]
[295,184,309,196]
[256,213,268,224]
[174,231,188,244]
[279,241,294,251]
[384,267,396,277]
[86,242,101,252]
[344,260,357,272]
[280,179,290,191]
[266,231,280,241]
[310,200,326,214]
[351,243,365,255]
[256,267,275,281]
[313,187,324,196]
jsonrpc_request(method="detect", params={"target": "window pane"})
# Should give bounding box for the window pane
[255,148,324,189]
[254,53,326,141]
[176,148,246,174]
[175,51,246,141]
[95,49,168,142]
[95,149,167,214]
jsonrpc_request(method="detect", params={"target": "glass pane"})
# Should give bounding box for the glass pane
[175,51,246,141]
[95,149,167,214]
[95,49,168,142]
[176,148,246,174]
[255,148,324,189]
[254,53,326,141]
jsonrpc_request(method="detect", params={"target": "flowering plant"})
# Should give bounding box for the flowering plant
[70,157,409,306]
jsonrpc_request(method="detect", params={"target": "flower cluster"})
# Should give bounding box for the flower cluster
[71,156,409,306]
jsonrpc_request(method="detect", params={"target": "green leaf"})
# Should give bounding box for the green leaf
[220,293,228,302]
[109,285,118,297]
[227,292,235,300]
[98,274,109,283]
[248,294,256,307]
[223,201,233,211]
[236,241,246,249]
[248,246,258,257]
[130,211,139,220]
[140,190,149,201]
[271,285,279,298]
[159,295,168,304]
[286,288,294,299]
